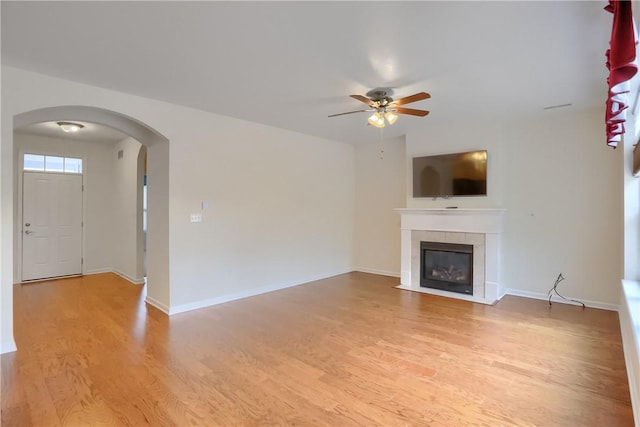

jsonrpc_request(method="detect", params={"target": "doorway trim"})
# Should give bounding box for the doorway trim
[13,106,171,318]
[16,150,87,283]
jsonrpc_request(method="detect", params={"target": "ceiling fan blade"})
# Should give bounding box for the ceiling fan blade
[395,107,430,117]
[328,109,373,118]
[391,92,431,106]
[350,94,375,106]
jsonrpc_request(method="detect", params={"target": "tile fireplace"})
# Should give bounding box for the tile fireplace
[396,208,504,305]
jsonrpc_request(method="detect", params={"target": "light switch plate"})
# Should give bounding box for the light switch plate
[190,213,202,223]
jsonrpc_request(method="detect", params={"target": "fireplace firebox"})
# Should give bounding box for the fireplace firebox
[420,241,473,295]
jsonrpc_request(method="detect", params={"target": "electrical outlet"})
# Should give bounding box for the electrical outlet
[190,213,202,223]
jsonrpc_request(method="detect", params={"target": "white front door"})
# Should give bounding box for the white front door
[22,172,83,281]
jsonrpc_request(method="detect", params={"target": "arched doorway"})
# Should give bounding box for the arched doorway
[13,106,170,314]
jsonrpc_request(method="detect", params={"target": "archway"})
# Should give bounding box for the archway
[13,106,170,314]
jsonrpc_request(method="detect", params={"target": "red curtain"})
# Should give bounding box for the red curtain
[605,0,638,148]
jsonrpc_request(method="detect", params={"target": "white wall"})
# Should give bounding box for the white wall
[1,66,356,349]
[354,135,406,276]
[12,134,117,281]
[355,109,622,306]
[111,137,143,283]
[0,42,12,353]
[502,109,622,305]
[168,119,355,308]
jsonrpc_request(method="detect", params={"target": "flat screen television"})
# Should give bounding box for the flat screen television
[412,150,487,198]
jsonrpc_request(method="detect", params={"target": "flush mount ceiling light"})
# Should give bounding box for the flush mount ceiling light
[57,122,84,133]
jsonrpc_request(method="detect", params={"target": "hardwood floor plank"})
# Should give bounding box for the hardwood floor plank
[1,272,634,426]
[0,405,32,427]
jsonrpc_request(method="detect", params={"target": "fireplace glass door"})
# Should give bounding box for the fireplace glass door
[420,241,473,295]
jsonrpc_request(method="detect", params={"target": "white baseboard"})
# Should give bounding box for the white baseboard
[354,267,401,278]
[145,295,170,315]
[504,288,619,311]
[168,269,352,315]
[1,339,17,354]
[85,268,113,275]
[620,280,640,427]
[113,270,145,285]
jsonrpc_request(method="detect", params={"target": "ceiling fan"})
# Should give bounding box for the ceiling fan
[329,88,430,128]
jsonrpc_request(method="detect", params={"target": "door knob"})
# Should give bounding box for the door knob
[25,223,30,227]
[24,230,34,235]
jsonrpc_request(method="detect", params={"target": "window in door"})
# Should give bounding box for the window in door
[24,153,83,174]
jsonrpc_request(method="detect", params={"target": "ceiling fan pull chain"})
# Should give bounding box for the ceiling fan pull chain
[379,126,385,160]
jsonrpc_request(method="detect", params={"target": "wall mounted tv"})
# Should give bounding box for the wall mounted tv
[412,150,487,198]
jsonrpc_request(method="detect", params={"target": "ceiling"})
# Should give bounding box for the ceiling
[14,121,129,145]
[2,1,613,144]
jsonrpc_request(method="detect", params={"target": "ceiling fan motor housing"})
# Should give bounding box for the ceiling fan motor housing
[366,88,394,106]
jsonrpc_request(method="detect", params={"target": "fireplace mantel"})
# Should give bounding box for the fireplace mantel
[395,208,505,305]
[396,208,505,234]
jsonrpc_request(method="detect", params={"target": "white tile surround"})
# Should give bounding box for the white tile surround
[396,208,505,305]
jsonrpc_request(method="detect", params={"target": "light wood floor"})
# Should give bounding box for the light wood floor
[1,272,633,426]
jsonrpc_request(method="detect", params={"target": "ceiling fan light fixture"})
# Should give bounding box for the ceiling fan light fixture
[385,111,398,125]
[376,113,386,128]
[57,122,84,133]
[368,112,385,128]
